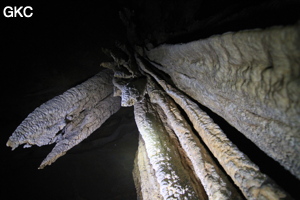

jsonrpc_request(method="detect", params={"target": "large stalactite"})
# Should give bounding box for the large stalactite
[146,24,300,180]
[6,5,300,200]
[138,58,291,199]
[7,70,121,169]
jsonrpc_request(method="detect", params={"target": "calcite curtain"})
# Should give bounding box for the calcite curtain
[7,19,299,200]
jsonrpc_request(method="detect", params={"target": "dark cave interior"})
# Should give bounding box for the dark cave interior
[2,0,300,199]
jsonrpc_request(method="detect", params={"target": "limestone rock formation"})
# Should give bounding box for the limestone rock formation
[7,70,121,169]
[134,97,203,199]
[133,136,164,200]
[6,8,299,200]
[138,58,289,199]
[146,24,300,180]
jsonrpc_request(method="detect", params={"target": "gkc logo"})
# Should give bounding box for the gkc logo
[3,6,33,18]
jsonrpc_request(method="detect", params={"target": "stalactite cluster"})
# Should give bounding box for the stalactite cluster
[6,11,299,200]
[137,58,289,199]
[146,24,300,180]
[7,70,121,169]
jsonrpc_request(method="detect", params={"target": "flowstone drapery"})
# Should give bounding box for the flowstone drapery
[7,22,299,199]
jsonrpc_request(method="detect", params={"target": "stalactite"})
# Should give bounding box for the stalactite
[6,12,299,199]
[134,97,202,199]
[7,69,121,169]
[112,77,147,107]
[137,56,291,199]
[146,78,242,200]
[101,47,146,107]
[7,69,114,150]
[39,94,120,169]
[152,104,208,200]
[133,136,164,200]
[146,24,300,179]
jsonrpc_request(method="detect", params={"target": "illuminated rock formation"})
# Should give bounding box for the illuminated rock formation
[7,70,121,168]
[146,24,300,180]
[138,59,289,199]
[6,17,299,200]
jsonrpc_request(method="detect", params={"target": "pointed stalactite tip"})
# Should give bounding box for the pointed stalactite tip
[6,139,18,151]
